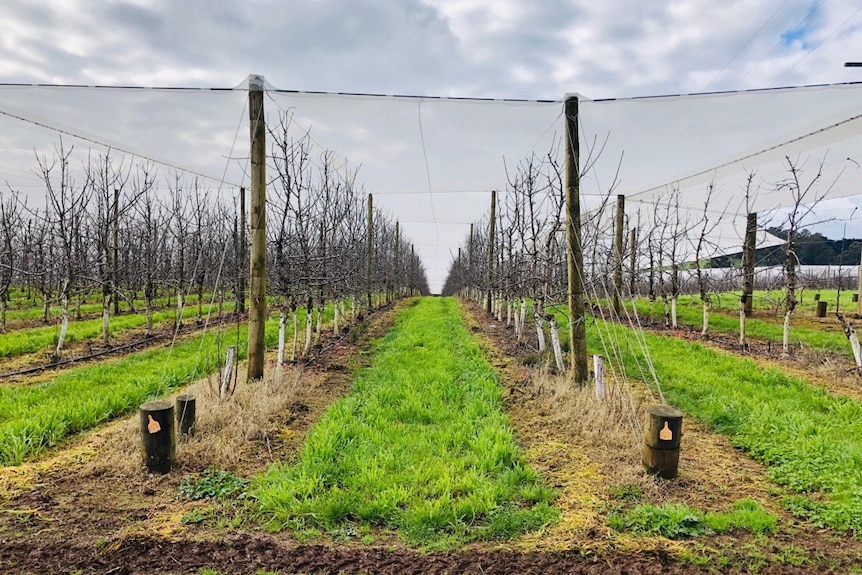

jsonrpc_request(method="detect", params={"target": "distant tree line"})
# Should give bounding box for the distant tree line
[711,228,862,268]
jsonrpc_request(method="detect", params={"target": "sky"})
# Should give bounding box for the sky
[1,0,861,293]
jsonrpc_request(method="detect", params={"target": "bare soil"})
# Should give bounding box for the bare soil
[1,299,861,574]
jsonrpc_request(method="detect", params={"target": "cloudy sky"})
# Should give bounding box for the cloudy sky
[1,0,861,292]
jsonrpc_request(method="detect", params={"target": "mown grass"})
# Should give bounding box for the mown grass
[0,298,348,466]
[252,297,557,547]
[0,301,236,359]
[0,327,247,466]
[628,290,856,356]
[591,318,862,536]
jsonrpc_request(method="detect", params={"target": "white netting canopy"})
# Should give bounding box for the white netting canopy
[0,77,859,291]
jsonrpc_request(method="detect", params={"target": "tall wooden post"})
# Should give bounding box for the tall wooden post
[565,95,588,385]
[857,248,862,315]
[247,75,267,382]
[613,194,625,316]
[486,190,496,314]
[394,221,400,297]
[410,244,415,295]
[743,212,757,316]
[629,227,638,297]
[112,187,120,316]
[468,223,474,300]
[367,193,373,310]
[238,187,247,314]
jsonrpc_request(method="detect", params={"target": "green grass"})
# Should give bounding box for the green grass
[628,290,856,356]
[0,301,236,359]
[0,298,350,466]
[590,317,862,536]
[252,297,557,546]
[0,326,248,465]
[608,498,777,539]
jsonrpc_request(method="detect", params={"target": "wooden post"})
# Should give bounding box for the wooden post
[565,95,588,385]
[238,187,246,315]
[857,249,862,315]
[486,190,496,314]
[367,193,373,310]
[629,227,638,297]
[642,405,683,479]
[140,400,175,474]
[613,194,625,316]
[246,75,267,382]
[468,223,474,300]
[817,300,828,318]
[395,221,400,297]
[743,212,757,316]
[113,187,120,316]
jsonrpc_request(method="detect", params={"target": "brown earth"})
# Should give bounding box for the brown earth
[1,298,861,574]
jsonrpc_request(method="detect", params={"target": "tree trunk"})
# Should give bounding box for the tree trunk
[333,299,340,336]
[549,315,565,373]
[315,300,324,345]
[701,300,709,338]
[176,293,184,330]
[291,306,298,362]
[303,299,313,356]
[782,310,792,355]
[535,312,546,352]
[102,295,111,346]
[54,294,70,362]
[671,296,678,329]
[738,303,746,347]
[277,308,287,367]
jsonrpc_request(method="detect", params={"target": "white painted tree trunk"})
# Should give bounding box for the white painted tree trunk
[671,296,678,329]
[535,314,546,352]
[0,297,6,328]
[176,294,184,330]
[506,301,512,327]
[701,301,709,337]
[518,299,527,340]
[315,303,323,345]
[55,294,70,361]
[333,300,340,336]
[102,296,111,346]
[220,345,236,398]
[782,311,792,354]
[303,304,313,355]
[291,308,298,362]
[549,315,565,373]
[739,306,746,346]
[593,354,606,400]
[849,328,862,368]
[277,309,287,367]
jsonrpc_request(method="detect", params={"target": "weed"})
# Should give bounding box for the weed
[178,467,248,500]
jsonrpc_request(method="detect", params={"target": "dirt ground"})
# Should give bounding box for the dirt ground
[2,299,862,574]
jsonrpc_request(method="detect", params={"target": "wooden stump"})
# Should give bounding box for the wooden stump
[817,301,827,318]
[643,405,683,479]
[176,395,196,441]
[853,293,859,303]
[140,400,175,473]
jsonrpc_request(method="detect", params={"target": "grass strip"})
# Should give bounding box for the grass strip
[591,318,862,536]
[628,291,854,356]
[0,326,248,466]
[0,302,237,359]
[252,297,557,547]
